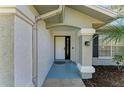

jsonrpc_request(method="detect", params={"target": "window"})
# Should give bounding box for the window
[99,35,124,58]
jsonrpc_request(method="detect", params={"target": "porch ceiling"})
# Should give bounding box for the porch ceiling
[34,5,63,25]
[34,5,118,29]
[34,5,59,15]
[44,14,62,25]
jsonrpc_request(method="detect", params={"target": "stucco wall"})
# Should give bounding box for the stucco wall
[81,35,93,66]
[15,5,53,87]
[14,16,33,87]
[79,36,82,65]
[37,21,53,87]
[16,5,36,23]
[92,58,123,66]
[0,15,14,87]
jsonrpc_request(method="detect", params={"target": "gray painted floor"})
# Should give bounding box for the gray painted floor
[43,62,85,87]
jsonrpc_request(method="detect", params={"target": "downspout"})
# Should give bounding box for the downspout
[32,17,38,87]
[35,5,63,87]
[35,18,38,87]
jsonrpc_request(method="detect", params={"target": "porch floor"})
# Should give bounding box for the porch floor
[43,61,85,87]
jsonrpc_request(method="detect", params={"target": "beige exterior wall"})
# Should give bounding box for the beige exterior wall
[77,29,95,79]
[37,21,54,86]
[15,6,54,87]
[16,6,36,23]
[0,14,14,86]
[78,35,94,67]
[0,6,36,87]
[14,16,33,87]
[0,6,54,87]
[80,35,93,66]
[79,36,82,65]
[13,5,37,87]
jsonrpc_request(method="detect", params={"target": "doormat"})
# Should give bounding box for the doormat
[54,61,65,64]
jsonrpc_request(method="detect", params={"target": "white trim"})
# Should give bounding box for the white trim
[85,5,118,18]
[0,6,16,7]
[78,28,95,36]
[0,7,34,26]
[98,57,112,59]
[0,7,16,14]
[16,8,34,25]
[77,63,95,73]
[47,23,80,29]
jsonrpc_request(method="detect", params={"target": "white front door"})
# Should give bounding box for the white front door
[55,37,65,59]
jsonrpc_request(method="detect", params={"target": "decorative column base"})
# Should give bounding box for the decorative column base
[81,73,92,79]
[77,63,95,79]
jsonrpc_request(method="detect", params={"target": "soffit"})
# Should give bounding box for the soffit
[34,5,117,29]
[67,5,116,23]
[33,5,59,15]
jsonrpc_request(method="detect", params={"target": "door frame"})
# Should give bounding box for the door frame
[54,36,71,61]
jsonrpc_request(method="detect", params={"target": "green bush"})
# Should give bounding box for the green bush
[112,55,124,70]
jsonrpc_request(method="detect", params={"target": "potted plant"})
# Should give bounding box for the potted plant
[112,55,124,71]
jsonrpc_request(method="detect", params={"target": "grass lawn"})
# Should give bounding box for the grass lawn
[83,66,124,87]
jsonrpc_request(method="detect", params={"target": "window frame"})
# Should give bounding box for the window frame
[98,35,114,59]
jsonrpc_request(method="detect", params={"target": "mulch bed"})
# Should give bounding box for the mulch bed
[83,66,124,87]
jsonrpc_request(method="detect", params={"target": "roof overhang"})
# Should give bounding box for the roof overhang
[67,5,118,29]
[34,5,118,29]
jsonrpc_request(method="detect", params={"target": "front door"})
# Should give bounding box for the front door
[55,36,70,60]
[55,37,65,60]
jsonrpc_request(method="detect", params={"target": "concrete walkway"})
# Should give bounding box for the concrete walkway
[43,78,85,87]
[43,62,85,87]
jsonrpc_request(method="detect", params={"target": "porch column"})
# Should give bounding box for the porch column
[77,28,95,79]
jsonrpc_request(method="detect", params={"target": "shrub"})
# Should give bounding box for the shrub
[112,55,124,70]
